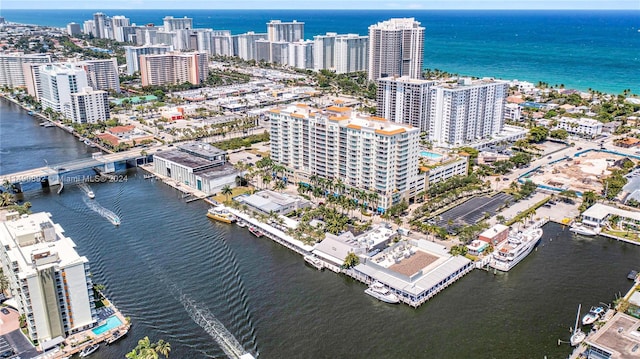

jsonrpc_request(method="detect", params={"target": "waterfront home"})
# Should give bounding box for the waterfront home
[581,203,640,229]
[478,224,509,246]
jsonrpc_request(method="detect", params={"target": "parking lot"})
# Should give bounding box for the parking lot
[435,192,513,228]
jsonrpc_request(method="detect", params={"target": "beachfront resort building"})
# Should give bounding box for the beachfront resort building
[0,212,97,345]
[38,63,89,120]
[313,32,369,74]
[267,20,304,43]
[367,18,424,81]
[0,52,51,88]
[139,51,208,86]
[554,117,603,138]
[153,142,241,194]
[427,78,509,148]
[268,104,423,211]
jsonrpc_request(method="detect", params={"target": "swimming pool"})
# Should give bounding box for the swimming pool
[92,316,122,335]
[419,151,443,159]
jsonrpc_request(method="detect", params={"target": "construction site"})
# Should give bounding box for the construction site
[525,150,634,194]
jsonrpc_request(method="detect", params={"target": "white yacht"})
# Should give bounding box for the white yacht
[303,255,324,270]
[569,223,600,236]
[582,306,606,326]
[365,281,400,304]
[79,343,99,357]
[490,228,543,272]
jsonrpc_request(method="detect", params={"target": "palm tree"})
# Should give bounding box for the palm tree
[0,192,14,207]
[273,180,286,192]
[221,185,233,202]
[154,339,171,358]
[261,174,272,190]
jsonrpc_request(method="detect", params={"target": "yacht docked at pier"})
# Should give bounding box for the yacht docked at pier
[490,228,543,272]
[206,206,237,224]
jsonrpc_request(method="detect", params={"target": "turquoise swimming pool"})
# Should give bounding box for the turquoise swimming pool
[419,150,443,159]
[92,316,122,335]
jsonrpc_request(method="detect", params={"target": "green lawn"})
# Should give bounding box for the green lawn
[211,186,254,203]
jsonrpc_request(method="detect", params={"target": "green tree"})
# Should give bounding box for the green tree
[221,185,233,203]
[343,252,360,269]
[528,126,549,143]
[0,192,14,207]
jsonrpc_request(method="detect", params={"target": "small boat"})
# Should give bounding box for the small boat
[628,270,638,280]
[105,329,128,345]
[248,226,264,238]
[40,122,55,127]
[236,220,247,228]
[303,255,324,270]
[365,281,399,304]
[570,304,586,346]
[569,223,600,236]
[582,306,605,326]
[207,206,237,223]
[79,343,99,357]
[28,111,34,115]
[87,190,95,199]
[143,174,156,180]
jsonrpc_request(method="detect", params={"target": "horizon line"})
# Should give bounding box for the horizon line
[2,8,639,11]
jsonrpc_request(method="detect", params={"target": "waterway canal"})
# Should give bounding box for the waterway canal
[1,99,639,358]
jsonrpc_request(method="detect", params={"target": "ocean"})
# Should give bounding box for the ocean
[1,9,638,94]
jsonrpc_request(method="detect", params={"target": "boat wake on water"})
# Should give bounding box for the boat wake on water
[82,196,120,226]
[144,261,258,359]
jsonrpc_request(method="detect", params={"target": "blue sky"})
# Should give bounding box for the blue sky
[2,0,639,9]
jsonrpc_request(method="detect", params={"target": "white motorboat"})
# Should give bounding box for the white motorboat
[303,255,324,270]
[237,220,247,228]
[87,190,95,199]
[582,306,606,326]
[570,304,586,346]
[79,343,99,357]
[569,223,600,236]
[490,228,543,272]
[365,281,400,304]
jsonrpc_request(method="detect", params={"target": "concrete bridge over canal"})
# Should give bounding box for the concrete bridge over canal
[1,149,155,192]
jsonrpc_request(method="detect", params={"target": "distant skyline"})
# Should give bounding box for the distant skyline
[1,0,639,10]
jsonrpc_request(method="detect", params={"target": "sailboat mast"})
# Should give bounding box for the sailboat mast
[574,304,582,331]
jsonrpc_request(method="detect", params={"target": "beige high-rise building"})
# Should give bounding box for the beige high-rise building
[367,18,425,81]
[266,20,304,43]
[269,104,423,210]
[0,53,51,88]
[139,52,208,86]
[71,87,110,124]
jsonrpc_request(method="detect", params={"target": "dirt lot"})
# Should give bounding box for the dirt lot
[389,251,439,276]
[527,150,630,194]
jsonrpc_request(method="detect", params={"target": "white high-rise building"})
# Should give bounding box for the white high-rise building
[313,32,337,71]
[83,20,95,37]
[334,34,368,74]
[233,32,268,61]
[288,40,314,69]
[124,44,172,75]
[163,16,193,31]
[39,63,89,119]
[93,12,108,39]
[428,78,509,148]
[210,30,233,57]
[111,15,131,42]
[368,18,425,81]
[71,87,110,124]
[66,22,81,36]
[134,26,159,46]
[269,104,423,210]
[0,212,97,344]
[81,58,120,93]
[377,76,433,131]
[267,20,304,43]
[270,41,289,65]
[0,53,51,88]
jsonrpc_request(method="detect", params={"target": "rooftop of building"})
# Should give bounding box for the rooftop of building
[0,212,88,277]
[586,312,640,359]
[178,142,226,158]
[377,75,433,85]
[271,103,417,135]
[558,116,603,125]
[479,224,509,239]
[436,77,509,90]
[154,149,215,170]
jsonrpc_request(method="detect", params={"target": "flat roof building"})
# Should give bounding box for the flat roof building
[236,190,311,215]
[0,212,97,344]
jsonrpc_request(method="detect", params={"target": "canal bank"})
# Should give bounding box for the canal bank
[4,97,640,358]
